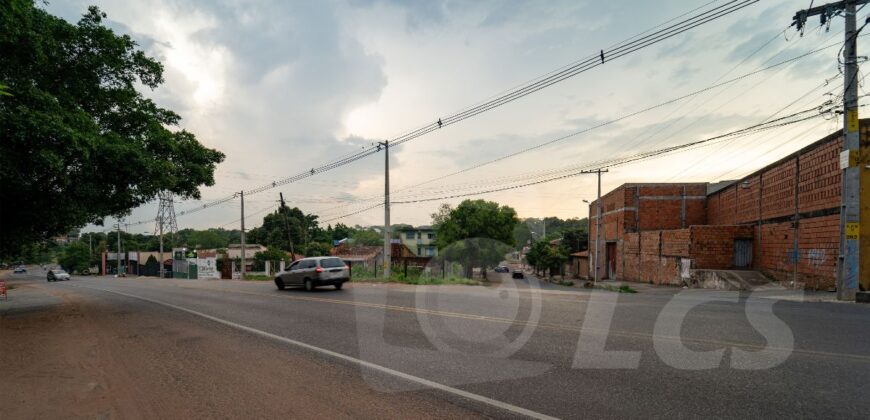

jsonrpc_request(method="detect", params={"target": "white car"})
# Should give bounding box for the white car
[47,269,70,282]
[274,257,349,291]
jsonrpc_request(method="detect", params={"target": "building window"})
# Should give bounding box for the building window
[417,232,422,239]
[427,233,435,239]
[406,232,414,240]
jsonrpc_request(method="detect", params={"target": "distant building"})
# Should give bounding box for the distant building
[398,225,438,257]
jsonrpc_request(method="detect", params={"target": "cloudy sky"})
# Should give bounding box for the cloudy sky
[53,0,854,233]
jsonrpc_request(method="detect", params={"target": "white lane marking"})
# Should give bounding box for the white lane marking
[72,284,559,420]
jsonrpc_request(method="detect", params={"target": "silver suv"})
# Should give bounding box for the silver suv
[275,257,349,291]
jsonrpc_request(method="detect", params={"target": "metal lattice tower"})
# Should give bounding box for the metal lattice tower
[155,192,177,278]
[155,192,178,235]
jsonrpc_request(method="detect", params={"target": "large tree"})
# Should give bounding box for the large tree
[432,200,518,277]
[0,2,224,256]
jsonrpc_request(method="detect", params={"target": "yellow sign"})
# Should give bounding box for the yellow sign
[847,109,859,132]
[846,222,860,240]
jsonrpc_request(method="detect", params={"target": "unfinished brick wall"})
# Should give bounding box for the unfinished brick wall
[589,182,706,281]
[703,128,847,289]
[661,229,690,257]
[798,215,838,289]
[690,225,754,269]
[709,186,737,225]
[798,138,841,213]
[735,175,761,224]
[622,232,640,281]
[639,231,661,284]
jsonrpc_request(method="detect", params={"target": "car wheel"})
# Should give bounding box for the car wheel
[334,282,343,290]
[304,279,314,292]
[275,278,285,290]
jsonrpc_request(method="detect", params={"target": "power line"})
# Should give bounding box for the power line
[164,0,760,219]
[315,106,828,223]
[312,43,847,217]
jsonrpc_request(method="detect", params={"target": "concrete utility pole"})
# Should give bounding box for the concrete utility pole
[116,222,122,276]
[793,0,870,300]
[279,192,296,257]
[379,140,391,278]
[240,191,246,281]
[581,168,609,286]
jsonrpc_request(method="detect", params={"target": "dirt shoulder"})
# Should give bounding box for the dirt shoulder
[0,279,485,419]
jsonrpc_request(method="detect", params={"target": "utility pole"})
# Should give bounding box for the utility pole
[793,0,870,300]
[378,140,391,278]
[581,168,609,286]
[240,191,246,280]
[279,192,296,257]
[116,222,122,276]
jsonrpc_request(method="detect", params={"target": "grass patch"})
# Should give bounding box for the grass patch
[600,284,637,293]
[244,274,273,281]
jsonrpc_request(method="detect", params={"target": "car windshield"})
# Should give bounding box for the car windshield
[319,258,344,268]
[52,269,67,274]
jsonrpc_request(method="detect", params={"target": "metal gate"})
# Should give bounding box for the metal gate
[734,239,753,268]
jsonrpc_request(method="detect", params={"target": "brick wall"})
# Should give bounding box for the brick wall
[703,128,847,289]
[798,138,841,213]
[735,175,761,224]
[661,229,690,257]
[690,225,754,269]
[798,215,838,289]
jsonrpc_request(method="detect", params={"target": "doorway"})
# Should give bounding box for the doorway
[734,239,753,268]
[606,242,617,279]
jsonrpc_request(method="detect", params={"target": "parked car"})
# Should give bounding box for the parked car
[494,266,510,273]
[13,266,26,273]
[512,270,524,279]
[274,257,349,291]
[47,269,70,282]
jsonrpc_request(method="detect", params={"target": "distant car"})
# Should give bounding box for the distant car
[512,270,524,279]
[275,257,349,291]
[494,266,510,273]
[47,269,70,282]
[13,266,26,273]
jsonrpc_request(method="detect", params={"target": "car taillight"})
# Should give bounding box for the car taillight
[344,265,349,270]
[315,267,323,273]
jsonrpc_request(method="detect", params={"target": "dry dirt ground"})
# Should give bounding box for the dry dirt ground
[0,277,485,419]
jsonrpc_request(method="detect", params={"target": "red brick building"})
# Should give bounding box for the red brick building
[588,124,858,289]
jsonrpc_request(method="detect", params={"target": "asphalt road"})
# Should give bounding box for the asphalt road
[2,269,869,419]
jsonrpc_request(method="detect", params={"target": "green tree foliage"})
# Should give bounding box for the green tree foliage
[248,207,310,253]
[0,2,224,256]
[58,241,91,273]
[514,217,588,246]
[524,239,568,276]
[351,228,382,246]
[304,242,332,257]
[253,246,290,264]
[432,200,518,277]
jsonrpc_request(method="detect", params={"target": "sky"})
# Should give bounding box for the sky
[49,0,856,234]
